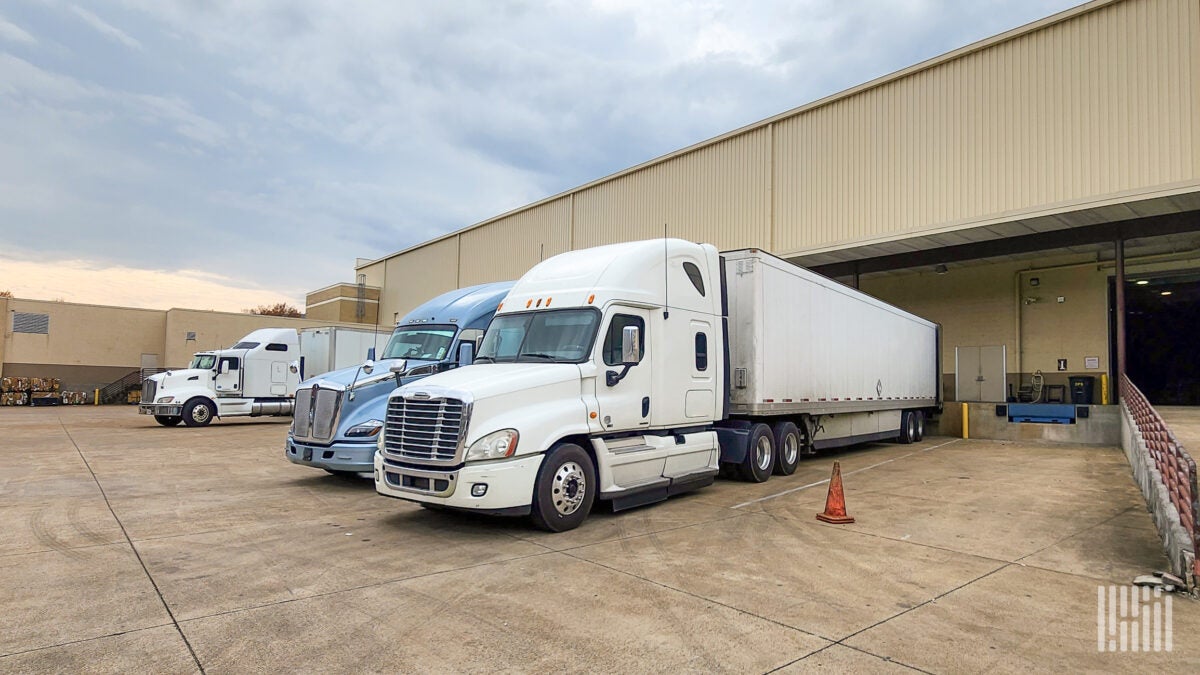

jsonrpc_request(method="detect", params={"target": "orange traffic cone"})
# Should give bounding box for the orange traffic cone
[816,461,855,524]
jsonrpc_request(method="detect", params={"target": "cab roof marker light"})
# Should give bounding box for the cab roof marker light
[546,297,552,306]
[536,298,543,307]
[526,299,532,308]
[587,294,595,304]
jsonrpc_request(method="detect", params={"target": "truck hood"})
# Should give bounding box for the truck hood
[398,363,580,402]
[300,358,433,389]
[151,368,210,386]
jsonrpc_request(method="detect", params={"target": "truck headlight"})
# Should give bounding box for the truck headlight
[465,429,519,461]
[156,396,175,403]
[346,419,383,437]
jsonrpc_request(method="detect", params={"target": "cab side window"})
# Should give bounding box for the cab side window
[602,315,645,366]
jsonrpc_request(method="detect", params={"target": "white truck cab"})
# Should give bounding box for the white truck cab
[139,328,302,426]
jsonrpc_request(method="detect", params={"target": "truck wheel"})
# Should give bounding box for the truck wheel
[772,421,801,476]
[530,443,595,532]
[182,398,215,427]
[899,411,916,444]
[740,423,775,482]
[914,411,925,442]
[154,415,182,427]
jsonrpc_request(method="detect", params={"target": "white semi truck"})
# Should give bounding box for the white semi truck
[139,326,387,427]
[374,239,940,531]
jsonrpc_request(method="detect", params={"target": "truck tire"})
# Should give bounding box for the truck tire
[182,398,215,427]
[154,415,182,427]
[740,423,775,482]
[772,421,801,476]
[914,411,925,442]
[899,411,916,444]
[530,443,595,532]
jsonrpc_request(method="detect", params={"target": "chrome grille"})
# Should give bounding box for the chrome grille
[292,386,342,443]
[142,380,157,403]
[384,396,467,464]
[293,388,312,438]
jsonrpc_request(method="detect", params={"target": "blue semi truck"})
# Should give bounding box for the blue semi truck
[285,281,513,475]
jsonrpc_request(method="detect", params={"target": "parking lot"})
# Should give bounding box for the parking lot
[2,406,1197,673]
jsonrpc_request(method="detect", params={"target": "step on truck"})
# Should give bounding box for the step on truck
[139,326,387,427]
[286,282,514,476]
[374,238,941,531]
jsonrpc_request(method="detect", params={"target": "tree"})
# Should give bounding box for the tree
[0,290,12,298]
[249,302,303,317]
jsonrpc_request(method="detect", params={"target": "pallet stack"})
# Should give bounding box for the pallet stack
[60,391,90,405]
[1,377,81,406]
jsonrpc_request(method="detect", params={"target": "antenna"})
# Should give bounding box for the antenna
[663,224,669,320]
[539,243,544,262]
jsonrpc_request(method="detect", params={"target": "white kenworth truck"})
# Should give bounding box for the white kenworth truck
[374,239,940,531]
[139,327,384,427]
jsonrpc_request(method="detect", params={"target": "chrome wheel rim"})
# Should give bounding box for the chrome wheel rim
[783,433,799,466]
[192,404,211,424]
[552,461,586,516]
[755,435,772,471]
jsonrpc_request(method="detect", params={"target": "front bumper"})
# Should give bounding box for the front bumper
[139,404,183,417]
[286,437,377,473]
[374,452,543,514]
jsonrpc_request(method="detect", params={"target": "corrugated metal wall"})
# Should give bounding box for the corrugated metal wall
[458,197,572,287]
[360,0,1199,321]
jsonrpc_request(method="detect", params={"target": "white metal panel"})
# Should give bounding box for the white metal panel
[725,250,939,413]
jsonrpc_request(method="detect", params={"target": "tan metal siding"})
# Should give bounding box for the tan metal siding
[457,197,572,287]
[572,128,771,251]
[773,0,1198,255]
[378,237,460,323]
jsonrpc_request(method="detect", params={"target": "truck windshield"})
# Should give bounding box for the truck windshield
[190,354,217,369]
[477,309,599,363]
[382,325,457,361]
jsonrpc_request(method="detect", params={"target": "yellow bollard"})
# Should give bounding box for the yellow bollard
[94,388,100,405]
[1100,373,1109,405]
[961,402,969,439]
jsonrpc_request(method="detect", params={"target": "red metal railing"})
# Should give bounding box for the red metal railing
[1121,375,1199,581]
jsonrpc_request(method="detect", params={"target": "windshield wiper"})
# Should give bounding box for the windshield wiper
[474,355,496,363]
[521,353,557,360]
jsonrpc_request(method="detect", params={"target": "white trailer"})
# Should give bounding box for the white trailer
[724,249,940,454]
[138,326,388,427]
[297,326,390,380]
[374,239,941,530]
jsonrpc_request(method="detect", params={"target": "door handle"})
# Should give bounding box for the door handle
[642,397,650,418]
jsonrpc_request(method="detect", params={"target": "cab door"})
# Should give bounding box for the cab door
[593,308,652,432]
[214,356,241,394]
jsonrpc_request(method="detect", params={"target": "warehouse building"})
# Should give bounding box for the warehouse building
[0,295,373,394]
[332,0,1199,410]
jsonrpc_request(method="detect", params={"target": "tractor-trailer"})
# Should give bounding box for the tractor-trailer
[374,238,940,531]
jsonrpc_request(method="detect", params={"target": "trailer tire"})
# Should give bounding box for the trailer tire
[914,411,925,442]
[530,443,595,532]
[154,415,182,427]
[899,411,916,444]
[740,423,775,482]
[772,421,801,476]
[182,398,215,427]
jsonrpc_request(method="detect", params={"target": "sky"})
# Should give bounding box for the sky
[0,0,1082,312]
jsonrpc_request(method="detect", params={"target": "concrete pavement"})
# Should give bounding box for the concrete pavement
[1,406,1196,673]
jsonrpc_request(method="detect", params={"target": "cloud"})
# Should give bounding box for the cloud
[0,14,36,45]
[69,4,142,51]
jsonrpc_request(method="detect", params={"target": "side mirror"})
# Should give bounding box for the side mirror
[621,325,641,365]
[362,360,374,375]
[367,347,376,361]
[388,359,409,375]
[220,361,230,374]
[457,342,475,367]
